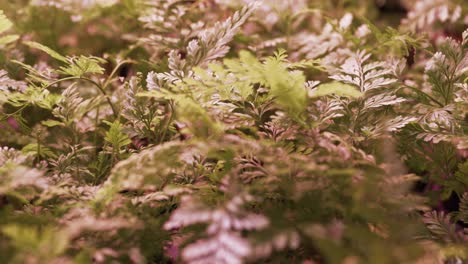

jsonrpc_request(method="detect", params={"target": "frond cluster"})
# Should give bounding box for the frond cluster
[0,1,467,263]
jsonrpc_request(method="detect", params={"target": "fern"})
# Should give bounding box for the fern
[363,94,406,110]
[422,211,465,244]
[165,194,269,264]
[24,41,106,78]
[1,2,468,263]
[309,81,362,98]
[104,120,131,162]
[0,10,13,35]
[146,2,259,90]
[0,10,18,46]
[330,50,397,93]
[189,2,260,66]
[401,0,463,32]
[1,225,69,263]
[457,193,468,224]
[402,30,467,159]
[179,50,308,120]
[0,147,48,196]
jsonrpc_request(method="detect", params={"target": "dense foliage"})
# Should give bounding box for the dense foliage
[0,0,467,263]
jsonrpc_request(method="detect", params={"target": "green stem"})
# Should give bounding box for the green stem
[0,105,27,121]
[102,60,134,90]
[36,133,41,162]
[402,85,444,108]
[80,77,118,118]
[158,100,174,144]
[94,106,100,157]
[44,76,118,118]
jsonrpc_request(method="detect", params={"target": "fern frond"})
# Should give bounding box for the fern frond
[0,10,13,34]
[250,229,301,260]
[309,81,362,98]
[422,211,465,243]
[0,70,27,94]
[0,10,18,45]
[384,116,418,132]
[165,194,269,264]
[330,50,397,92]
[363,94,406,110]
[146,2,259,90]
[181,50,308,119]
[190,1,260,66]
[401,0,462,31]
[458,193,468,223]
[362,116,416,139]
[24,41,68,63]
[24,41,106,78]
[294,22,343,60]
[53,85,83,122]
[0,147,49,195]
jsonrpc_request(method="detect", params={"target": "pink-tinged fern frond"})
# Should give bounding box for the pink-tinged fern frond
[164,194,269,264]
[401,0,463,32]
[330,50,397,92]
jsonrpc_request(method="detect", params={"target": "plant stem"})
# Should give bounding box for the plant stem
[44,76,118,118]
[102,60,134,90]
[402,85,444,108]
